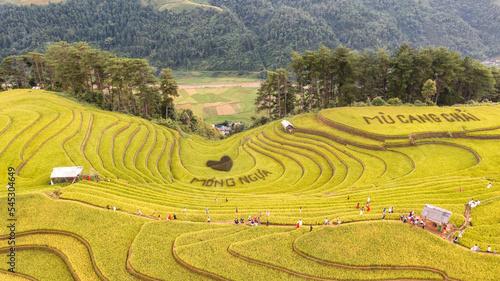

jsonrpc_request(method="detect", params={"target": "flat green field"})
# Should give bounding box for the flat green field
[174,86,260,123]
[1,89,499,280]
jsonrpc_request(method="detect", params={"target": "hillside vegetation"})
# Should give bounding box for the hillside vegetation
[0,0,499,70]
[1,89,499,280]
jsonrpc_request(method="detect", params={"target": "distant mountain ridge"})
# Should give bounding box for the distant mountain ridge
[0,0,499,70]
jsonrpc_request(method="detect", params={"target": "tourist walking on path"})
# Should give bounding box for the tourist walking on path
[324,218,328,225]
[337,218,341,225]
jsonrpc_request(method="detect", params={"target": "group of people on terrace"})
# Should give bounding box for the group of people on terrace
[469,243,497,254]
[468,198,481,208]
[401,211,427,229]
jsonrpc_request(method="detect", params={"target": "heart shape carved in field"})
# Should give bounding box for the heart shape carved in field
[206,155,233,172]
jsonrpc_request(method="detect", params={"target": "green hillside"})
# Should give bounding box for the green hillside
[1,89,499,280]
[1,0,499,70]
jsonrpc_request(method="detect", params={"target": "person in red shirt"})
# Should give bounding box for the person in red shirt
[356,203,360,209]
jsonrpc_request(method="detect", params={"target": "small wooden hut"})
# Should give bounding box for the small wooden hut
[50,166,83,184]
[421,204,452,231]
[281,120,294,133]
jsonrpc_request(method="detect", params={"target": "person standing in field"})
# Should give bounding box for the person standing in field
[367,197,371,204]
[206,208,209,214]
[487,182,492,188]
[337,218,341,225]
[324,218,328,225]
[356,203,360,209]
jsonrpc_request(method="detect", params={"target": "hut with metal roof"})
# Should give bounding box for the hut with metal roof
[281,120,294,133]
[50,166,83,184]
[421,204,452,231]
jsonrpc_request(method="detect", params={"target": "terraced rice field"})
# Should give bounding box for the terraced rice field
[1,89,499,280]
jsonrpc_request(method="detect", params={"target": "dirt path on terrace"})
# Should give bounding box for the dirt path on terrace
[178,82,260,89]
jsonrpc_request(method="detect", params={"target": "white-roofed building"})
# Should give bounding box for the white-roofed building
[50,166,83,183]
[281,120,294,133]
[421,204,453,232]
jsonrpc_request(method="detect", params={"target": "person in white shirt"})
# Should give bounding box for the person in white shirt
[487,182,491,188]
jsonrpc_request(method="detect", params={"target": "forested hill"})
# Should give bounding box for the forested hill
[1,0,499,71]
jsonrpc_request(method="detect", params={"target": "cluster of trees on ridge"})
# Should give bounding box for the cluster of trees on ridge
[254,44,500,123]
[0,42,222,140]
[0,0,499,71]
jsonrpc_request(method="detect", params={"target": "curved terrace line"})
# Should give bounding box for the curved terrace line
[0,112,41,159]
[0,229,108,281]
[0,116,13,137]
[257,132,324,190]
[292,231,459,281]
[17,110,75,175]
[61,111,83,166]
[0,269,38,281]
[0,245,81,281]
